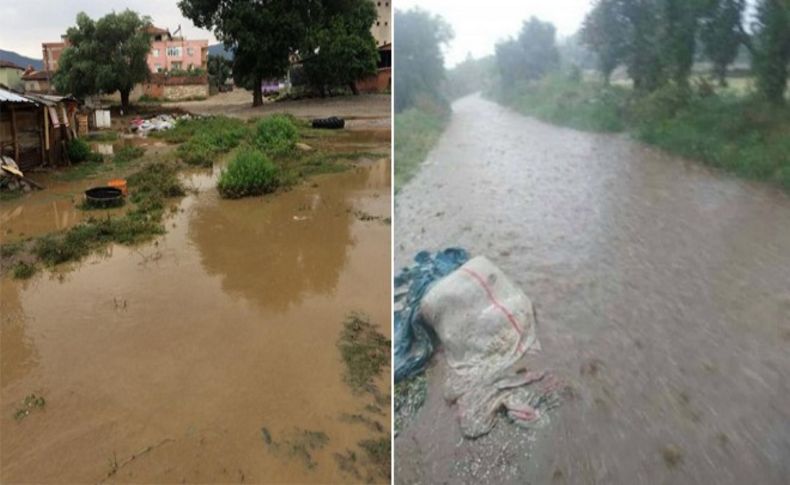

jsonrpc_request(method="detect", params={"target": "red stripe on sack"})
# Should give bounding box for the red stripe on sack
[460,267,525,350]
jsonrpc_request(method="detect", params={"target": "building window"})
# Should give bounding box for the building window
[171,61,182,70]
[152,48,160,57]
[187,47,194,56]
[166,46,182,57]
[155,63,162,72]
[376,21,380,26]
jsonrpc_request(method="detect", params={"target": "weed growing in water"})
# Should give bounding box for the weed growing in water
[337,312,391,394]
[12,261,37,279]
[254,115,299,157]
[113,145,145,165]
[14,393,45,421]
[217,149,281,199]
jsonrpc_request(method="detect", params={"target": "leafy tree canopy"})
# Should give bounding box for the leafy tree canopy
[53,10,152,110]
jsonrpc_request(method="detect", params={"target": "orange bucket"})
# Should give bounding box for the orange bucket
[107,179,128,196]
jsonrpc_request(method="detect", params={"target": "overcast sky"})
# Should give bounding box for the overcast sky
[0,0,217,59]
[396,0,595,67]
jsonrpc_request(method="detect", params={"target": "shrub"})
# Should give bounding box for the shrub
[177,136,217,166]
[127,162,186,203]
[12,261,37,279]
[163,117,248,166]
[67,138,92,163]
[217,149,280,199]
[254,115,299,157]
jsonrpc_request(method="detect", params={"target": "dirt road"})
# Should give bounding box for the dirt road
[395,94,790,484]
[166,90,391,128]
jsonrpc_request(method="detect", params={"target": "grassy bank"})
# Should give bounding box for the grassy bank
[394,107,449,191]
[491,76,790,190]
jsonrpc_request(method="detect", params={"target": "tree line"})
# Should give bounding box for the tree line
[54,1,381,109]
[493,0,789,103]
[580,0,790,102]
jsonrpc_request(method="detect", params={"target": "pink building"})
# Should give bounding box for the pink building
[145,26,208,73]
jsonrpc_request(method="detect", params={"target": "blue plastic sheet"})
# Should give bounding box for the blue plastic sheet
[394,248,469,382]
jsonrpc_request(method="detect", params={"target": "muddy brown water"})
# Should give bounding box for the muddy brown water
[394,95,790,484]
[1,133,391,483]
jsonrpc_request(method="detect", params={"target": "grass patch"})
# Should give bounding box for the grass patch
[337,313,391,394]
[54,161,104,181]
[0,190,24,201]
[395,373,427,435]
[254,115,299,157]
[12,261,37,279]
[493,77,790,190]
[357,438,390,479]
[395,106,448,191]
[113,145,145,165]
[31,162,184,268]
[1,241,23,258]
[14,393,45,421]
[66,138,93,163]
[492,74,629,132]
[217,149,281,199]
[155,116,248,167]
[260,427,329,470]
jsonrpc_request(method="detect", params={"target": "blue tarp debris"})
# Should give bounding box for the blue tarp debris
[393,248,469,382]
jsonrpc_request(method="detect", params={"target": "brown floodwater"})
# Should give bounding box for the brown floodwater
[1,132,391,483]
[394,95,790,484]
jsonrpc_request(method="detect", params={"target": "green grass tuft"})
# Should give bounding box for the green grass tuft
[394,106,448,191]
[254,115,299,157]
[217,149,281,199]
[337,313,390,394]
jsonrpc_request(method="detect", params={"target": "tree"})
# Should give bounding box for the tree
[659,0,706,88]
[394,8,453,112]
[53,10,151,110]
[495,17,560,87]
[302,0,379,96]
[700,0,746,86]
[207,54,232,91]
[751,0,790,103]
[179,0,313,107]
[581,0,629,84]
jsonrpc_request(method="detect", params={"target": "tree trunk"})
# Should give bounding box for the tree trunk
[349,82,359,95]
[120,89,131,112]
[252,75,263,107]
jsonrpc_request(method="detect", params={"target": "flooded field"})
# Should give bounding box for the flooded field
[1,122,391,483]
[395,95,790,484]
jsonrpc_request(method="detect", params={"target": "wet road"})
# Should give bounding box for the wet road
[395,95,790,484]
[1,130,391,483]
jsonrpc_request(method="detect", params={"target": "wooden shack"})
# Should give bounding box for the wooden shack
[0,88,79,171]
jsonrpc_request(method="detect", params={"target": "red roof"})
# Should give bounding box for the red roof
[0,60,24,70]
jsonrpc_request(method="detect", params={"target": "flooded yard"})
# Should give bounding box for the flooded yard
[1,117,391,483]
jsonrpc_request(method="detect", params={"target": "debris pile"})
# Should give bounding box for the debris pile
[129,113,192,135]
[394,249,561,438]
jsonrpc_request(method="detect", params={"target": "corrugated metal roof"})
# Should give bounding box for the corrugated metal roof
[0,87,35,104]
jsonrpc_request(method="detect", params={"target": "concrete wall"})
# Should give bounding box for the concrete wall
[163,83,208,100]
[0,68,24,90]
[355,68,391,94]
[371,0,391,47]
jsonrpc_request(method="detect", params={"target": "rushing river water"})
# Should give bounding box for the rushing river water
[1,130,391,483]
[395,94,790,484]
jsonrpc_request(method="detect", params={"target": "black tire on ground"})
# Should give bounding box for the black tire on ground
[311,117,345,129]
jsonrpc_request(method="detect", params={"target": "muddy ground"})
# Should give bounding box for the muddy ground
[394,95,790,484]
[1,95,391,483]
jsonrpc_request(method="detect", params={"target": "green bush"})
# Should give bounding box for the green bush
[67,138,93,163]
[177,136,217,166]
[217,149,281,199]
[254,115,299,157]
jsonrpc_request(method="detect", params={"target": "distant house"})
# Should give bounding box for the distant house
[145,25,209,73]
[40,23,209,101]
[0,60,25,91]
[356,1,392,94]
[21,68,54,94]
